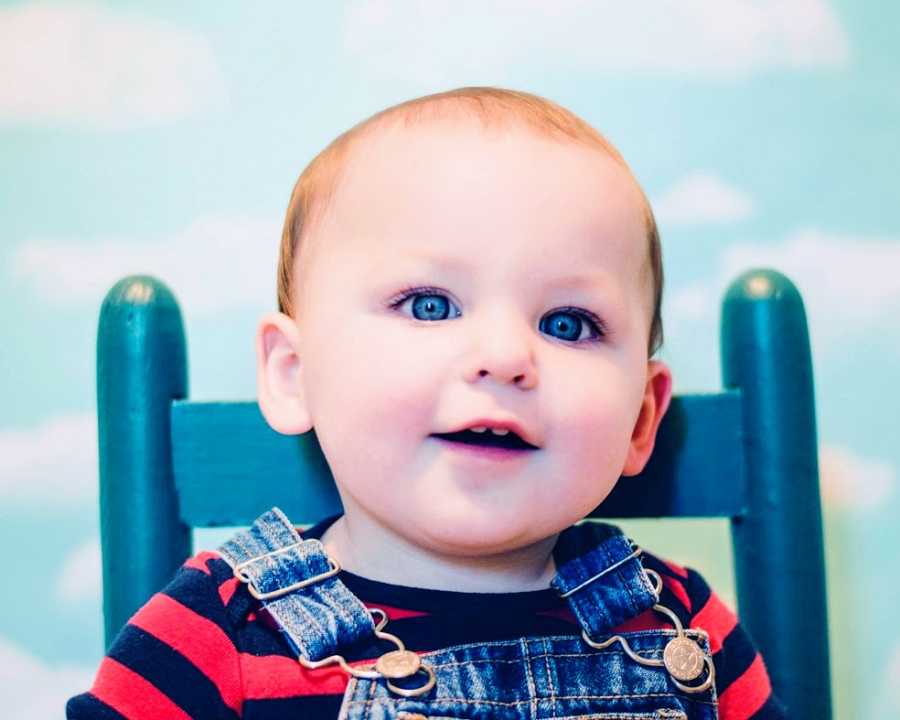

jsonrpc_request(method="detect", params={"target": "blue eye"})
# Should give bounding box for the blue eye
[410,292,455,321]
[388,286,606,344]
[539,310,604,343]
[389,286,459,321]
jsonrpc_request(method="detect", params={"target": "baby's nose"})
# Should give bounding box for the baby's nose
[464,312,538,388]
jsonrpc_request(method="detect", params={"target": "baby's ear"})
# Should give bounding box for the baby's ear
[255,312,314,435]
[621,360,673,477]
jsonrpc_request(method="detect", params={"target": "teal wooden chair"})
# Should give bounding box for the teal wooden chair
[96,268,832,719]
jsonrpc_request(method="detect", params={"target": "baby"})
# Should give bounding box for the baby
[67,87,786,719]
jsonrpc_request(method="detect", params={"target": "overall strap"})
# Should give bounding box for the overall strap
[216,507,375,661]
[551,521,659,638]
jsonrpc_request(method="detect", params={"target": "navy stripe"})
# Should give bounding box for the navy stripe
[340,612,584,660]
[109,625,240,720]
[162,565,234,638]
[241,616,300,657]
[684,567,712,617]
[641,552,687,582]
[635,553,694,625]
[712,622,758,693]
[65,694,129,720]
[242,694,344,718]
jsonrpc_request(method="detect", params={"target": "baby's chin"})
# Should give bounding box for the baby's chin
[394,507,565,559]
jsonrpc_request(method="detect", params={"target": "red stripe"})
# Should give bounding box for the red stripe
[363,602,429,621]
[661,558,689,579]
[535,607,578,624]
[241,652,382,698]
[128,593,242,714]
[662,575,692,614]
[537,606,677,633]
[219,577,239,606]
[689,590,738,654]
[718,653,772,720]
[612,607,674,633]
[91,657,192,720]
[183,551,218,576]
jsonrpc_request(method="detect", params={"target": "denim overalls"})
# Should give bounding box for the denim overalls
[218,508,719,720]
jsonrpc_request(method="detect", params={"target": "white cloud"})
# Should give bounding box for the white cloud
[0,413,97,506]
[667,283,716,323]
[12,214,280,315]
[666,229,900,353]
[719,229,900,322]
[819,444,895,511]
[0,637,95,720]
[341,0,849,87]
[57,537,102,603]
[0,2,225,128]
[653,172,754,226]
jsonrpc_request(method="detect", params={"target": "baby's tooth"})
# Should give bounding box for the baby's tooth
[470,426,487,433]
[490,428,510,436]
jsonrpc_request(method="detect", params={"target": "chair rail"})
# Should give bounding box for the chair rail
[170,392,747,526]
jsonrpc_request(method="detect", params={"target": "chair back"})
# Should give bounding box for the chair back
[96,268,831,719]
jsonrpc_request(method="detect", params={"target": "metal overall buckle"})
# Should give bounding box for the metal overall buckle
[569,547,716,695]
[232,541,341,600]
[300,608,437,697]
[232,545,436,697]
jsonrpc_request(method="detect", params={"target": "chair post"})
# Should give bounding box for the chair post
[96,275,191,649]
[721,268,832,719]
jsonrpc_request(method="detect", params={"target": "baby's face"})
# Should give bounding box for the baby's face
[290,121,666,557]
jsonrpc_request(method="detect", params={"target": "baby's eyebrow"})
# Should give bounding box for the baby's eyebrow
[542,272,612,291]
[396,251,613,290]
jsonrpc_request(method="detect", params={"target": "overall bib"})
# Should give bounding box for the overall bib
[218,508,719,720]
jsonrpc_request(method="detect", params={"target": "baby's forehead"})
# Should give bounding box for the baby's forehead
[340,118,644,214]
[315,123,649,308]
[340,119,646,244]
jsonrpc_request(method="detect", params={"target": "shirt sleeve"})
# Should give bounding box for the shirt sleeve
[66,552,243,720]
[680,565,789,720]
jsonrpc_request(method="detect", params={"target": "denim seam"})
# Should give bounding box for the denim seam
[422,649,664,670]
[271,506,303,543]
[336,677,358,720]
[542,636,557,711]
[272,594,325,656]
[348,691,713,708]
[520,637,538,720]
[422,635,714,668]
[365,672,376,720]
[546,715,686,720]
[320,578,357,635]
[599,539,622,628]
[601,540,618,630]
[408,629,709,663]
[618,562,641,619]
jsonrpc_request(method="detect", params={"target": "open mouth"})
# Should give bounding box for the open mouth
[431,429,537,451]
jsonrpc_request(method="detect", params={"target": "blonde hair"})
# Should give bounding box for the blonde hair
[276,86,664,357]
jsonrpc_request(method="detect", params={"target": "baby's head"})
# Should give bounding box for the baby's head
[257,87,672,559]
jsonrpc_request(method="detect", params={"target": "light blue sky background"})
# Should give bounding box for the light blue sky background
[2,1,898,717]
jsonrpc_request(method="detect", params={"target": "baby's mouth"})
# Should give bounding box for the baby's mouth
[431,429,537,451]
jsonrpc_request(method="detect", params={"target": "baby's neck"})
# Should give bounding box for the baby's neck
[319,514,558,593]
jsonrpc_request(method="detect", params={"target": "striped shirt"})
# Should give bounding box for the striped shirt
[67,516,787,719]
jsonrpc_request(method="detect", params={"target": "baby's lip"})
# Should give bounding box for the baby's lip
[435,417,541,449]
